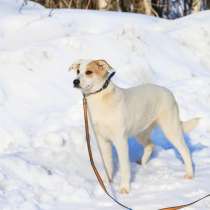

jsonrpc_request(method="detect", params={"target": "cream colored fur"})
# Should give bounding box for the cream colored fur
[70,59,199,194]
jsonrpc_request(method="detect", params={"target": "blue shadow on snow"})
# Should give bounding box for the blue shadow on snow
[127,126,206,164]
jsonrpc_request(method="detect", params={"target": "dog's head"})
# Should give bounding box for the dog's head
[69,59,113,94]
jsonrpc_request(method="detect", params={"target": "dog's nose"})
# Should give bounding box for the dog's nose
[73,79,80,87]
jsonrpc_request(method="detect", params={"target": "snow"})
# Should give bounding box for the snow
[0,0,210,209]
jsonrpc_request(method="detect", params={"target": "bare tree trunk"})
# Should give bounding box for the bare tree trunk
[143,0,153,15]
[207,0,210,8]
[119,0,131,11]
[191,0,201,12]
[96,0,118,10]
[96,0,107,9]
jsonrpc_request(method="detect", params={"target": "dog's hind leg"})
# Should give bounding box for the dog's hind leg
[157,105,193,179]
[136,123,155,166]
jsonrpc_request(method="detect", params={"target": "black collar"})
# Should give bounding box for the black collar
[83,71,116,97]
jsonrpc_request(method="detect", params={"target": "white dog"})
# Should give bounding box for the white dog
[70,59,199,194]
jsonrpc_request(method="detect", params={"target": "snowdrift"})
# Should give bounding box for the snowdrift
[0,0,210,209]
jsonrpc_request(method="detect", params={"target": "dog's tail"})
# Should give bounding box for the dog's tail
[181,117,200,133]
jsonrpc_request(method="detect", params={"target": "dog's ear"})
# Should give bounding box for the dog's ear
[69,63,80,71]
[94,60,113,72]
[69,59,84,71]
[87,60,113,77]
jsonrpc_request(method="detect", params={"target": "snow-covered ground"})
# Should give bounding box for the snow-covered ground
[0,1,210,209]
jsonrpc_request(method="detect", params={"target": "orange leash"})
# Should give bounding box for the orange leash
[159,194,210,210]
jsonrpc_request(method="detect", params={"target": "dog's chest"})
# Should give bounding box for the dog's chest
[88,102,116,126]
[87,97,123,137]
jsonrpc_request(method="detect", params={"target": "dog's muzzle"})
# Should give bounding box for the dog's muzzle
[73,79,80,88]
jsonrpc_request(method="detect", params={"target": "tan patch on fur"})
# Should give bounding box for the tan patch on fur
[86,60,112,78]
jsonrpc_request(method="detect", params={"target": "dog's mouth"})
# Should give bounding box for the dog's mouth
[73,80,94,92]
[73,83,81,88]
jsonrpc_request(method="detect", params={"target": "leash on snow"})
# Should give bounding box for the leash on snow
[158,194,210,210]
[82,96,210,210]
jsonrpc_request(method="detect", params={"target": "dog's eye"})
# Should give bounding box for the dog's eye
[77,69,80,74]
[86,71,93,75]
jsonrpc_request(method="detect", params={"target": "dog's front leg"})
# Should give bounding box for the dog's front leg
[114,137,130,193]
[97,136,113,182]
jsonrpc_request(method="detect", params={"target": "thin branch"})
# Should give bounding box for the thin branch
[19,0,28,13]
[48,0,55,16]
[48,8,54,16]
[68,0,73,8]
[86,0,91,9]
[61,0,69,7]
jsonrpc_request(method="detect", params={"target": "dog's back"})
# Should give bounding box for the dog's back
[123,84,175,135]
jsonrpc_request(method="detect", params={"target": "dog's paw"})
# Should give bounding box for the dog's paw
[184,174,193,179]
[119,187,129,194]
[119,183,130,194]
